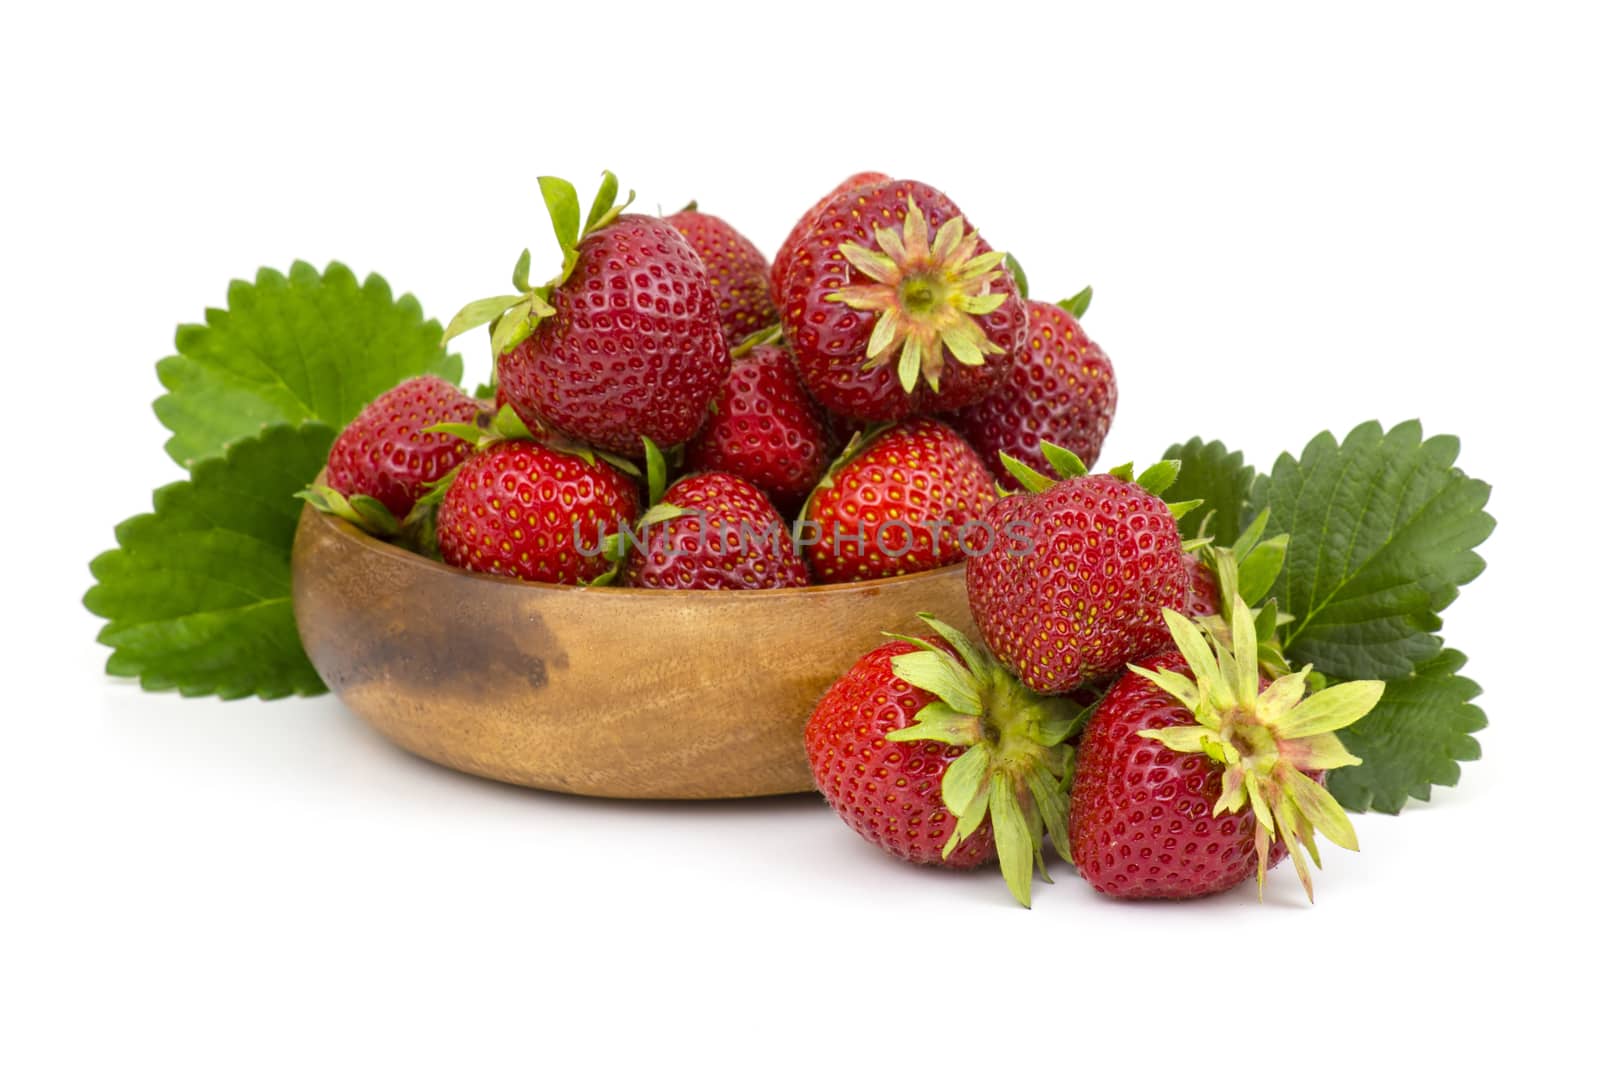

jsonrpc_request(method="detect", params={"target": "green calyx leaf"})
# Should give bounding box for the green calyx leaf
[1135,459,1180,496]
[442,293,526,344]
[431,402,538,452]
[730,323,783,359]
[1004,254,1029,301]
[85,423,337,699]
[154,262,462,470]
[1057,285,1093,319]
[1166,499,1204,522]
[1040,442,1088,480]
[583,170,632,238]
[447,172,635,357]
[510,249,532,292]
[643,436,668,507]
[295,485,401,539]
[998,452,1057,493]
[539,176,583,277]
[638,502,690,528]
[883,616,1084,907]
[1135,594,1384,902]
[995,442,1088,497]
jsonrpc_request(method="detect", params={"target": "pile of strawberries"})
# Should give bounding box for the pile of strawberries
[306,169,1383,907]
[807,449,1380,907]
[303,170,1115,592]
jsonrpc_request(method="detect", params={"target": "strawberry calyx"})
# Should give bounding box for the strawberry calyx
[1186,508,1295,676]
[1057,285,1093,319]
[429,403,641,477]
[998,444,1204,524]
[825,197,1011,394]
[730,323,782,359]
[884,614,1088,907]
[296,484,402,539]
[440,170,637,356]
[998,254,1090,319]
[1132,595,1385,902]
[589,436,678,586]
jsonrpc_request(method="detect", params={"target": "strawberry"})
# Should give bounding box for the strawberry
[805,615,1082,906]
[965,448,1191,694]
[664,205,778,346]
[325,375,481,519]
[777,179,1027,422]
[300,375,483,537]
[770,170,890,302]
[623,471,807,590]
[945,292,1117,488]
[801,417,997,583]
[1181,553,1220,617]
[436,434,640,585]
[1069,602,1383,900]
[444,172,729,458]
[683,333,829,513]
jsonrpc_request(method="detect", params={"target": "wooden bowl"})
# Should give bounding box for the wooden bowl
[290,497,976,799]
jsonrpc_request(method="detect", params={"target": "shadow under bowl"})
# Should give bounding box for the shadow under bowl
[290,498,976,799]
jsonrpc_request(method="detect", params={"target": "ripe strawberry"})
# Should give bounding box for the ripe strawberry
[683,336,829,513]
[965,449,1190,694]
[945,296,1117,488]
[444,172,729,458]
[664,205,778,346]
[1181,554,1220,616]
[436,439,640,585]
[778,179,1027,422]
[805,615,1081,906]
[1069,603,1383,900]
[623,472,807,590]
[322,375,481,521]
[802,417,997,583]
[770,170,890,301]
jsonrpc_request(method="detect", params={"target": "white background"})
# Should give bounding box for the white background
[4,1,1595,1062]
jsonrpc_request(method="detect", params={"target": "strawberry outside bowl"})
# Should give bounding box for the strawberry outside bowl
[289,494,977,799]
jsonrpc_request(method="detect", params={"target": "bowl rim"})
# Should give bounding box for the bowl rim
[296,489,970,600]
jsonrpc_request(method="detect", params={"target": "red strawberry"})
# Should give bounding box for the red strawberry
[805,615,1081,906]
[1069,604,1383,901]
[778,179,1027,422]
[623,472,807,590]
[1069,650,1265,899]
[445,173,729,459]
[965,451,1189,694]
[945,297,1117,488]
[664,206,778,346]
[323,376,481,521]
[1181,554,1220,616]
[770,170,890,301]
[684,338,829,513]
[802,418,997,583]
[436,439,640,585]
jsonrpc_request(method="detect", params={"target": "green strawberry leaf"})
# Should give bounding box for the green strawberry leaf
[1327,650,1486,814]
[1057,285,1092,319]
[84,423,336,700]
[154,261,462,469]
[1160,438,1258,543]
[1260,420,1494,681]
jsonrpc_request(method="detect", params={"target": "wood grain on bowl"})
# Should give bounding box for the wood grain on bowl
[290,497,977,799]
